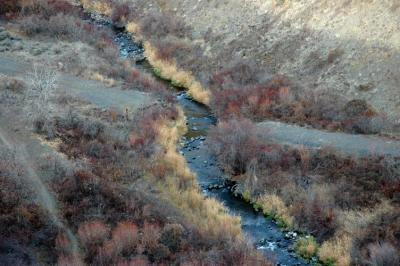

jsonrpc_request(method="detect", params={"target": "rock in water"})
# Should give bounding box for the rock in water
[0,31,10,41]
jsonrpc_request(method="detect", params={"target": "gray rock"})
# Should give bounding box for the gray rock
[31,48,43,56]
[0,39,12,47]
[10,35,21,41]
[0,31,10,41]
[12,42,23,51]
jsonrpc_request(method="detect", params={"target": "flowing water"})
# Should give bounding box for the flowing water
[89,14,311,265]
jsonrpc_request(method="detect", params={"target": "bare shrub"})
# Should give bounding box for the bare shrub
[111,3,130,26]
[78,220,110,247]
[19,14,84,40]
[139,13,190,40]
[352,209,400,265]
[110,221,139,255]
[208,119,260,175]
[24,64,57,135]
[160,223,185,253]
[292,185,337,241]
[0,0,21,15]
[366,242,399,266]
[20,0,75,18]
[219,241,271,266]
[116,256,150,266]
[82,120,105,140]
[210,67,388,133]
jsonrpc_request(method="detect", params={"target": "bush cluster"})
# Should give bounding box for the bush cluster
[209,119,400,262]
[0,149,58,264]
[49,106,270,265]
[210,67,387,134]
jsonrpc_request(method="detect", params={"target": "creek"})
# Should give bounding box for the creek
[90,14,311,266]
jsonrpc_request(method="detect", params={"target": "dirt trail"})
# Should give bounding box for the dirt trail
[258,121,400,157]
[0,56,154,113]
[0,128,80,255]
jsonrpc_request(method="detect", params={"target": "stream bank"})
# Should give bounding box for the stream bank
[85,13,311,266]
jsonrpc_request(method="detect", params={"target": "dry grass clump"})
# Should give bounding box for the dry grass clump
[295,237,318,259]
[255,194,294,228]
[318,234,352,266]
[144,41,211,105]
[81,0,113,16]
[135,11,211,104]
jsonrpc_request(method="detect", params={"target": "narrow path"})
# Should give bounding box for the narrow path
[0,122,80,256]
[0,56,154,113]
[258,121,400,157]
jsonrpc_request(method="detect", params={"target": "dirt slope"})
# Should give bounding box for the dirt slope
[163,0,400,122]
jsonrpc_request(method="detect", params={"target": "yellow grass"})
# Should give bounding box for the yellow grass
[126,22,140,38]
[255,193,294,228]
[80,0,112,16]
[79,0,245,243]
[152,107,242,239]
[295,237,318,259]
[318,201,395,266]
[79,0,211,105]
[319,234,351,266]
[163,177,242,239]
[125,21,211,105]
[91,72,116,87]
[144,42,211,106]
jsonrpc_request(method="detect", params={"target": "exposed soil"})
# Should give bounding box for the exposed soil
[164,0,400,123]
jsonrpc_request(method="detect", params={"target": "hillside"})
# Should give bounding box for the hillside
[168,0,400,123]
[1,1,399,266]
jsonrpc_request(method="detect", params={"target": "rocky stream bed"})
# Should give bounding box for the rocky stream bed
[88,16,312,266]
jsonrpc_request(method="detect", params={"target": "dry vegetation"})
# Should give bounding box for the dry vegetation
[0,148,58,265]
[2,0,175,100]
[0,1,270,265]
[208,119,400,265]
[78,0,396,135]
[3,1,399,265]
[81,0,212,105]
[209,66,389,134]
[48,103,268,265]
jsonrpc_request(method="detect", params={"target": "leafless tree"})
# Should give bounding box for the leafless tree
[25,63,58,134]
